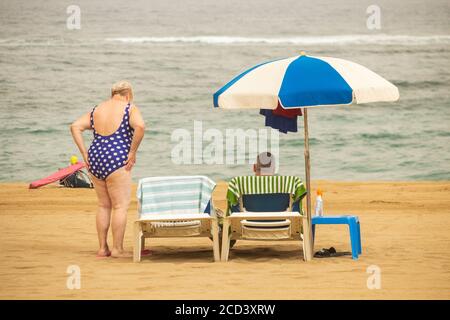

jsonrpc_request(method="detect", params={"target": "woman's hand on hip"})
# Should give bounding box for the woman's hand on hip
[125,151,136,171]
[82,152,90,169]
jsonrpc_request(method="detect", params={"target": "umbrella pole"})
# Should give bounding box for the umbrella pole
[302,108,314,261]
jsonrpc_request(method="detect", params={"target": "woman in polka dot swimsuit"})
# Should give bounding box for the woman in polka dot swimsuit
[70,81,145,259]
[88,103,133,180]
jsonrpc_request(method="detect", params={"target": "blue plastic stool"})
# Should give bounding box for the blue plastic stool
[312,215,362,260]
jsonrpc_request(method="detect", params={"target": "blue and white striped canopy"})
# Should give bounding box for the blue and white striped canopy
[213,54,399,110]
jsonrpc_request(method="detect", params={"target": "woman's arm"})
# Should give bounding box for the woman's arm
[125,105,145,171]
[70,112,92,168]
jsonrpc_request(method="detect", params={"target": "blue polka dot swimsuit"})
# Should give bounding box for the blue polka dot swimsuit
[88,103,134,180]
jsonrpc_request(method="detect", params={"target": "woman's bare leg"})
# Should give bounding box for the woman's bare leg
[105,167,132,258]
[90,174,112,257]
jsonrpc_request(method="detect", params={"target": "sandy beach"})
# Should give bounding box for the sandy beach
[0,181,449,299]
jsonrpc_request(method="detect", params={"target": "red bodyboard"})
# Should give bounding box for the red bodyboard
[29,162,86,189]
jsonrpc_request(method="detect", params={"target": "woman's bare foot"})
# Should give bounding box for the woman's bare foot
[96,247,111,258]
[111,248,132,258]
[141,249,153,256]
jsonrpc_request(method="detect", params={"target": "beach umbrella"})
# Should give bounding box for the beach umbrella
[213,52,399,261]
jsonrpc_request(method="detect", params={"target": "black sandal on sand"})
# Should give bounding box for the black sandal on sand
[314,247,351,258]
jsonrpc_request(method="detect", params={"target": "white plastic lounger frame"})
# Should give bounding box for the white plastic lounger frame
[134,176,220,262]
[221,198,307,262]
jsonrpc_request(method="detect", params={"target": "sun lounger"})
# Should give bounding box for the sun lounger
[221,175,309,261]
[134,176,220,262]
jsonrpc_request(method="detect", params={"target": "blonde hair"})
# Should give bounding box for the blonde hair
[111,80,133,102]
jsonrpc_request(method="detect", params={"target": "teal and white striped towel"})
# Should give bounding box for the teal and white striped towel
[136,176,216,218]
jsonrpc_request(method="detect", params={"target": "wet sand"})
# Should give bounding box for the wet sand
[0,181,449,299]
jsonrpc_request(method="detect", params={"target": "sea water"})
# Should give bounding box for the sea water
[0,0,449,182]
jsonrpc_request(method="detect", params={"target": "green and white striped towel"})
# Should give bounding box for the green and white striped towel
[226,175,307,213]
[136,176,216,218]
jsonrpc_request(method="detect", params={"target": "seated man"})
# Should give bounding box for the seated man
[215,152,276,216]
[215,152,277,247]
[249,152,287,221]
